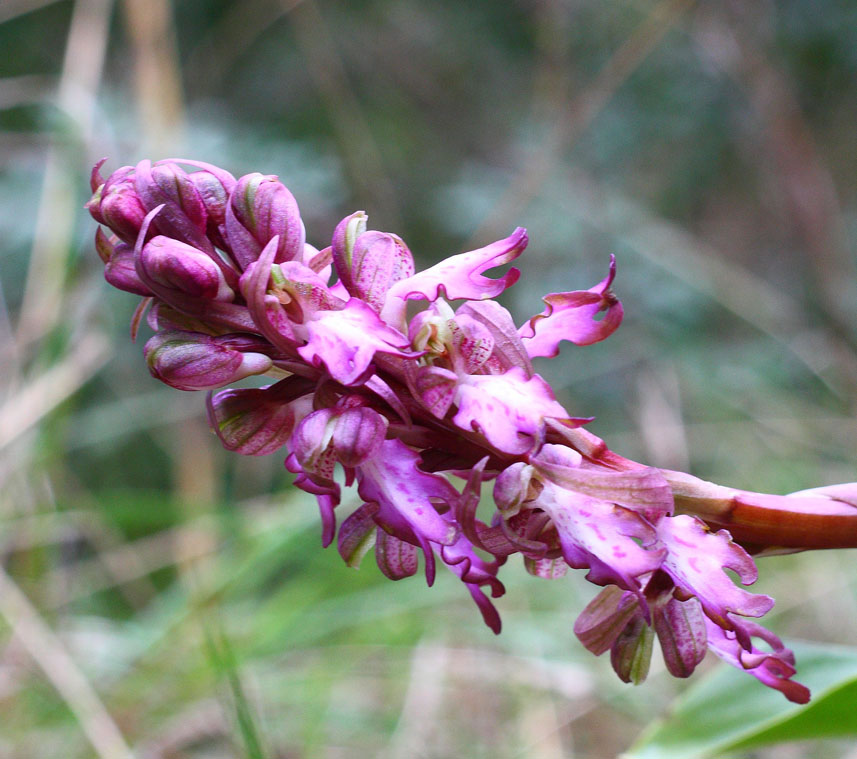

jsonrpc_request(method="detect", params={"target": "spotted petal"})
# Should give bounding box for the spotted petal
[657,515,774,632]
[299,298,416,385]
[537,481,665,590]
[453,367,568,454]
[382,228,527,325]
[357,440,460,586]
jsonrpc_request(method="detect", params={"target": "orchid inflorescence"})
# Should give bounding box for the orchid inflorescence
[87,158,857,703]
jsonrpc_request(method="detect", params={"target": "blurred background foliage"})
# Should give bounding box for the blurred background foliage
[1,0,857,757]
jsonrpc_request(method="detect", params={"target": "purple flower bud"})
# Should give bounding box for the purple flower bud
[207,380,309,455]
[144,330,272,391]
[652,596,707,678]
[331,213,415,312]
[375,530,419,580]
[103,239,152,297]
[291,406,388,478]
[331,210,367,292]
[137,236,235,302]
[290,409,339,480]
[134,161,212,253]
[331,407,389,467]
[574,586,641,655]
[610,614,654,685]
[225,173,304,269]
[86,166,148,244]
[493,462,537,514]
[188,167,236,253]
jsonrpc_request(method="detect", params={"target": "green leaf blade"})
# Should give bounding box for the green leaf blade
[626,641,857,759]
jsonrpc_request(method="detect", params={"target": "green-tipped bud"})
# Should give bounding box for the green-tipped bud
[611,616,654,685]
[144,330,272,391]
[225,173,304,269]
[331,213,415,312]
[331,210,367,290]
[207,385,298,456]
[493,462,537,515]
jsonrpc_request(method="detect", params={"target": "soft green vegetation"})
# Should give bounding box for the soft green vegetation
[2,1,857,756]
[628,641,857,758]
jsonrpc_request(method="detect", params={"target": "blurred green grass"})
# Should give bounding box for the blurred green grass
[1,1,857,757]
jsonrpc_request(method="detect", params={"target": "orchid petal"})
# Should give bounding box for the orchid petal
[449,313,494,374]
[299,298,415,386]
[239,237,299,351]
[523,556,568,579]
[574,586,640,656]
[357,439,460,549]
[382,227,527,324]
[364,374,411,425]
[413,366,458,418]
[466,584,503,634]
[520,255,623,357]
[657,515,774,630]
[538,481,664,590]
[455,300,533,376]
[453,367,569,454]
[704,618,810,704]
[438,533,505,634]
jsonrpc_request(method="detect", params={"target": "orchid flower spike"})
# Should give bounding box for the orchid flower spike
[89,158,857,705]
